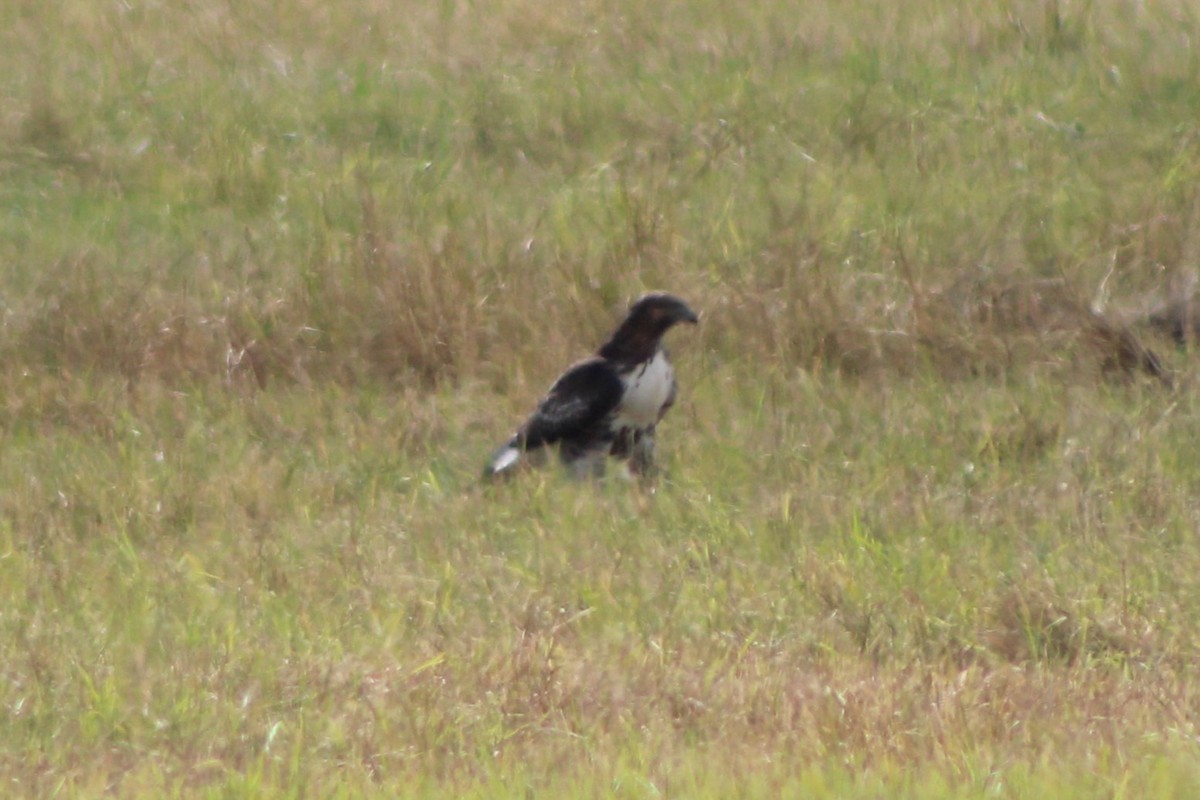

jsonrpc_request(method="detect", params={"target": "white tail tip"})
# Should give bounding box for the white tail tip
[485,445,521,479]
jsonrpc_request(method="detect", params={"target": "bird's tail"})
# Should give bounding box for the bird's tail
[483,438,524,480]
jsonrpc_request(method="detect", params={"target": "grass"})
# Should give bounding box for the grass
[4,0,1200,796]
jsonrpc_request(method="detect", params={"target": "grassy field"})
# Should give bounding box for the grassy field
[4,0,1200,796]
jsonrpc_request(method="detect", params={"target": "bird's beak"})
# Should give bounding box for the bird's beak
[678,304,700,325]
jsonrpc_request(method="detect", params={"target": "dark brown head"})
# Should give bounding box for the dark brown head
[598,292,699,362]
[628,292,700,329]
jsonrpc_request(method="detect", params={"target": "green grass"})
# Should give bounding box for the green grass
[4,0,1200,796]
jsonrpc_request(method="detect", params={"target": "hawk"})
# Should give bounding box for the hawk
[484,292,699,480]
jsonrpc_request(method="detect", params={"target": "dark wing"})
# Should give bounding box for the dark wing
[518,358,624,448]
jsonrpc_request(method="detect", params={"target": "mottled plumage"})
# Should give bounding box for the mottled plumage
[485,293,699,480]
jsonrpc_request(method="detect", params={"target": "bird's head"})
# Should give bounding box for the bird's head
[598,291,698,362]
[626,292,700,333]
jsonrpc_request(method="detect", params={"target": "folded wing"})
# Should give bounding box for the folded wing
[485,358,624,478]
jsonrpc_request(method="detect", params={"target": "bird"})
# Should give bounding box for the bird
[484,292,699,481]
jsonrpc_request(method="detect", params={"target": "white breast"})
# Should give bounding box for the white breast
[615,351,675,429]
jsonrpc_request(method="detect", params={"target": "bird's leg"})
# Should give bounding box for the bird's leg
[627,428,658,478]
